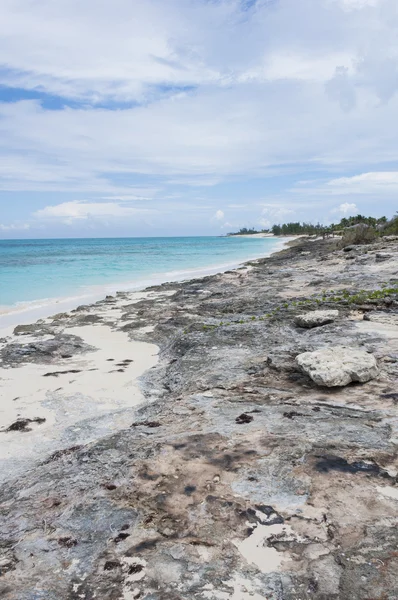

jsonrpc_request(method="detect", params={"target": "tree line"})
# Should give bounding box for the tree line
[271,215,389,236]
[229,214,396,237]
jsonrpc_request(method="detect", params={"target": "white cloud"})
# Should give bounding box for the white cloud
[2,75,397,196]
[326,172,398,194]
[338,0,381,10]
[0,223,30,231]
[331,202,358,214]
[0,0,398,226]
[214,210,225,220]
[0,0,385,104]
[220,221,233,229]
[100,193,158,201]
[34,200,155,221]
[257,204,295,228]
[293,172,398,201]
[244,52,354,84]
[166,177,222,187]
[0,0,221,103]
[261,204,294,220]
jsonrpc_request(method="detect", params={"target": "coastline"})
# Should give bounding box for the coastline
[0,236,294,482]
[1,235,398,598]
[227,232,276,238]
[0,235,295,332]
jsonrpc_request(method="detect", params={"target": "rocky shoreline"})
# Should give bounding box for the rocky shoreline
[1,236,398,599]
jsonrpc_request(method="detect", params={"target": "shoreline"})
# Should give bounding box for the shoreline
[2,235,398,597]
[226,232,276,238]
[0,237,294,482]
[0,236,295,332]
[0,293,160,484]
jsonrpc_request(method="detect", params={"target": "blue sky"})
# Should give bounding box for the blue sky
[0,0,397,238]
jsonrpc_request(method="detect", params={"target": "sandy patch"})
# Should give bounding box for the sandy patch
[0,322,158,483]
[234,522,297,574]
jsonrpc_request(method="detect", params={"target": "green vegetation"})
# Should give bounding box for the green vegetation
[228,227,267,236]
[339,224,378,247]
[271,222,325,236]
[337,215,387,229]
[185,284,398,335]
[229,214,396,240]
[337,213,397,247]
[382,214,398,236]
[272,214,389,238]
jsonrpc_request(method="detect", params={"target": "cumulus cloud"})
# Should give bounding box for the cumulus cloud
[331,202,358,214]
[220,221,233,229]
[214,210,225,220]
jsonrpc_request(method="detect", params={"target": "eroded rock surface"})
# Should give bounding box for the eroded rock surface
[295,309,339,328]
[1,237,398,599]
[0,334,94,367]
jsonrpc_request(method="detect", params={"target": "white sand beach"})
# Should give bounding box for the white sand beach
[0,293,159,484]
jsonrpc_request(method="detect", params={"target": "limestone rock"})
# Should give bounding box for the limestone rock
[363,312,398,325]
[295,310,339,329]
[296,346,379,387]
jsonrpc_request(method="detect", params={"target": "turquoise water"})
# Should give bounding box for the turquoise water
[0,236,282,319]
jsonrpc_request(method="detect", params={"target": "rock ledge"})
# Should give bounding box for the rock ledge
[296,346,379,387]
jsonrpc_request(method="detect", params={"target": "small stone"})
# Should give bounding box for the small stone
[296,346,379,387]
[236,413,254,424]
[295,310,339,329]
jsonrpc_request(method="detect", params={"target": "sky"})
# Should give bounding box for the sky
[0,0,397,238]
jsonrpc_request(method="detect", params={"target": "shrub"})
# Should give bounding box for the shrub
[339,224,378,248]
[381,214,398,236]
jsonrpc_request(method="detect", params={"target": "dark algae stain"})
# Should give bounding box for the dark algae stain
[4,417,46,432]
[315,455,391,478]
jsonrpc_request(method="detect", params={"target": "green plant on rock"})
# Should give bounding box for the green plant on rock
[198,284,398,334]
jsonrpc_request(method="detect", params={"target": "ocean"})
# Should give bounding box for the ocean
[0,236,283,327]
